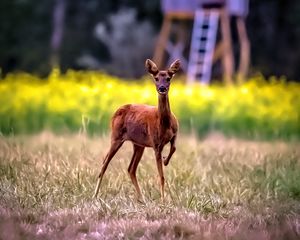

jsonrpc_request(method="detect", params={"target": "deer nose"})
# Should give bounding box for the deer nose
[158,86,167,93]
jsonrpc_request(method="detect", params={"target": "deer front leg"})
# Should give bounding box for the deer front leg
[155,149,165,201]
[163,136,176,166]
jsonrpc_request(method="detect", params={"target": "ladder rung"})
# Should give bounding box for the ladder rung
[196,59,204,64]
[190,58,205,64]
[203,17,210,23]
[191,52,205,60]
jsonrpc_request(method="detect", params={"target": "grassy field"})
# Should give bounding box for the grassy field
[0,132,300,239]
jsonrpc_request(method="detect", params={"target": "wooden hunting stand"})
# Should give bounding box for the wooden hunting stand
[153,0,196,73]
[154,0,250,84]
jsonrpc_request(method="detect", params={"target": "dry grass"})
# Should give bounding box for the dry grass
[0,132,300,239]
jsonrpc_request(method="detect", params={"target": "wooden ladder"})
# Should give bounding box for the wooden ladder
[187,9,219,84]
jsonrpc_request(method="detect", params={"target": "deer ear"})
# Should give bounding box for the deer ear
[168,59,181,75]
[145,59,159,75]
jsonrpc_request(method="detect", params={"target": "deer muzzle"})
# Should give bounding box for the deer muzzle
[158,86,167,94]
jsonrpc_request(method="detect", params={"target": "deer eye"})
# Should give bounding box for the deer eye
[166,77,171,82]
[154,77,159,82]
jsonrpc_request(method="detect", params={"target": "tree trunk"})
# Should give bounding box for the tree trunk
[50,0,66,69]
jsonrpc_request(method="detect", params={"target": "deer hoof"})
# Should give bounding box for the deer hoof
[163,158,169,166]
[136,195,144,203]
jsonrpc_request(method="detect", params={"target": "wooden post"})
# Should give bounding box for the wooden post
[236,16,250,84]
[220,7,234,85]
[153,16,172,69]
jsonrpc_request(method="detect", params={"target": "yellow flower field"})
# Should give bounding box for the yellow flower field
[0,69,299,139]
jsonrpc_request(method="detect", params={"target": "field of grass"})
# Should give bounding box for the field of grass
[1,70,300,139]
[1,133,300,239]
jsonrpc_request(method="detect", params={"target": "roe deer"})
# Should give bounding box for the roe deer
[93,59,180,201]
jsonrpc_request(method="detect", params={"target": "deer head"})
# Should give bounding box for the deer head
[145,59,180,95]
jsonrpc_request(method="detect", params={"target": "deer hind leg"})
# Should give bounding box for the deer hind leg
[93,139,124,198]
[163,135,177,166]
[128,144,145,200]
[155,149,165,201]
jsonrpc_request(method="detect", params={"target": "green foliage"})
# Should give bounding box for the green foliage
[0,70,299,139]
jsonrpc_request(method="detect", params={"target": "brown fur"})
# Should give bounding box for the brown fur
[93,59,180,201]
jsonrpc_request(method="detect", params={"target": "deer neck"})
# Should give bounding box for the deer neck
[158,94,171,128]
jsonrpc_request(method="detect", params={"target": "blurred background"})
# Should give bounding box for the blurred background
[0,0,300,81]
[0,0,299,139]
